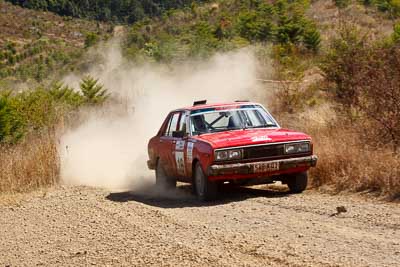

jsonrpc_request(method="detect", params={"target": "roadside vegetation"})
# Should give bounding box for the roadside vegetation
[0,76,108,193]
[1,0,399,199]
[315,25,400,198]
[277,24,400,199]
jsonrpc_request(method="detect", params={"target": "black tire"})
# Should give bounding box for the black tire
[194,162,217,201]
[156,160,176,190]
[286,172,308,193]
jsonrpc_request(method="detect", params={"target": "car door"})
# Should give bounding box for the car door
[159,112,180,177]
[171,112,189,179]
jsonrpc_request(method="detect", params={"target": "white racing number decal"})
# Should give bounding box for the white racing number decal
[175,140,186,176]
[187,142,194,162]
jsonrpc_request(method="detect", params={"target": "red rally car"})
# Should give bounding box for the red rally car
[147,101,317,201]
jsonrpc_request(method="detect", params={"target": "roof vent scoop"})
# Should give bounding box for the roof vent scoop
[193,100,207,106]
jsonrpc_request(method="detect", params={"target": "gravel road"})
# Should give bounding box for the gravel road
[1,184,399,267]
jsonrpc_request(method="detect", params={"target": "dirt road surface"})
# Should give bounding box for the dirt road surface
[1,184,399,267]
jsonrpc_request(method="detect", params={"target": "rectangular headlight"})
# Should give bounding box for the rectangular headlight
[215,149,243,161]
[284,142,310,154]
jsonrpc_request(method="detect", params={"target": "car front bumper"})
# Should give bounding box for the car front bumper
[208,155,318,177]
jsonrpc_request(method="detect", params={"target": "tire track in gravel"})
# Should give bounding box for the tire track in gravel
[0,185,399,267]
[100,191,286,267]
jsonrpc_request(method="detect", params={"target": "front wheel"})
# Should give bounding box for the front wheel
[156,160,176,190]
[286,172,308,193]
[194,162,217,201]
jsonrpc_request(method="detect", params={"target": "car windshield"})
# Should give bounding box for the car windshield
[189,105,278,135]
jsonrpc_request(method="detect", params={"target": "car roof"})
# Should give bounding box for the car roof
[173,101,260,112]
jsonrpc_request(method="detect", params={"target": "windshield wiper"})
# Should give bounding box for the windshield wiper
[212,127,242,132]
[246,124,276,129]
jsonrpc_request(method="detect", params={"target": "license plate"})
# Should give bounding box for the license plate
[253,162,280,173]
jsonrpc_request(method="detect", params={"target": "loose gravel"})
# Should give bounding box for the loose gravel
[1,185,399,266]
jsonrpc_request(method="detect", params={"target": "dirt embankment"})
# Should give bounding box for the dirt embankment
[1,185,399,267]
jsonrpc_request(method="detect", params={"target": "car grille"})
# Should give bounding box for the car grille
[243,143,285,160]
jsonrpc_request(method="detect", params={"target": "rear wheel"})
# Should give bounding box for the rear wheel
[286,172,308,193]
[194,162,217,201]
[156,160,176,190]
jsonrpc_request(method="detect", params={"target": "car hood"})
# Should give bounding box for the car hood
[193,128,311,149]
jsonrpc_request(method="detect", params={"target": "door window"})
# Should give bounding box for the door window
[164,112,180,136]
[178,113,187,133]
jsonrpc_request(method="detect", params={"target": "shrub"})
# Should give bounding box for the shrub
[0,93,25,144]
[392,22,400,42]
[322,26,400,153]
[321,26,368,108]
[334,0,351,9]
[84,32,100,48]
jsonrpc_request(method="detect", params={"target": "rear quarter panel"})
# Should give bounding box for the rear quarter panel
[147,112,173,169]
[147,136,159,169]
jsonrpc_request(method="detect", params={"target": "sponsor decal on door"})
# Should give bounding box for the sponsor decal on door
[175,140,185,151]
[175,140,186,175]
[175,151,185,176]
[187,142,194,162]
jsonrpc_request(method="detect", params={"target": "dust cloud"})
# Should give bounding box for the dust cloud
[60,41,267,191]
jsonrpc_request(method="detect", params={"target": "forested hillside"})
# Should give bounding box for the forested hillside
[0,1,112,87]
[6,0,205,23]
[121,0,320,64]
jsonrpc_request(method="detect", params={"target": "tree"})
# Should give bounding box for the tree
[303,26,321,52]
[236,11,274,41]
[49,81,83,107]
[79,75,109,104]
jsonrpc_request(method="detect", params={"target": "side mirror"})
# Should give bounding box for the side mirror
[172,130,185,138]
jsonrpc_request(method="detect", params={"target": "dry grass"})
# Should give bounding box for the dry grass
[278,105,400,200]
[0,131,59,194]
[310,125,400,199]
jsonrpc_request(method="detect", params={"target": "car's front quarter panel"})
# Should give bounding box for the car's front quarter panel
[186,139,214,178]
